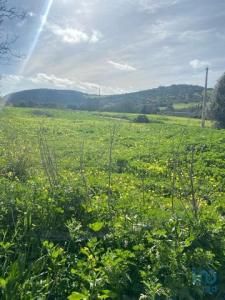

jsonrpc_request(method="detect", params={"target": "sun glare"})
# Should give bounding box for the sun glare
[20,0,54,74]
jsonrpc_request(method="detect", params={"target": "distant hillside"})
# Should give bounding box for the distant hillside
[5,84,207,116]
[5,89,91,109]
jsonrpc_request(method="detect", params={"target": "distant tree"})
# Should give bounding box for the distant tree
[210,73,225,128]
[141,103,159,114]
[0,95,4,107]
[119,101,137,113]
[166,103,174,111]
[0,0,25,61]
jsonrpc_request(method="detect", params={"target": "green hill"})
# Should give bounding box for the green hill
[5,84,208,116]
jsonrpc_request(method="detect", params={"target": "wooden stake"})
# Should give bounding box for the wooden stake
[201,67,209,128]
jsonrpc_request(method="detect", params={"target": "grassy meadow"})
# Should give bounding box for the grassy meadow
[0,107,225,299]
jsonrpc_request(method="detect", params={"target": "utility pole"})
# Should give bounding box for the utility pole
[99,87,101,97]
[201,66,209,128]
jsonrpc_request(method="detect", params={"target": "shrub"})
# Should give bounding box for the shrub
[134,115,150,123]
[210,73,225,128]
[31,110,53,117]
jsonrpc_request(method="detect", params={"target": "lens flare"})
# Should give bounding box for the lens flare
[20,0,54,74]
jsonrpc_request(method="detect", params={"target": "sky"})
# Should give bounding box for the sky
[1,0,225,95]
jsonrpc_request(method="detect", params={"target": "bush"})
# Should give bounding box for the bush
[134,114,150,123]
[210,73,225,128]
[31,110,54,117]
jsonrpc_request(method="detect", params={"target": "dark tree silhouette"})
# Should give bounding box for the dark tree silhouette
[210,73,225,128]
[0,0,25,60]
[134,114,150,123]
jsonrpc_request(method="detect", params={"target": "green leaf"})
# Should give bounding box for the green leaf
[132,244,145,251]
[153,229,167,237]
[70,268,76,274]
[98,290,117,299]
[68,291,87,300]
[98,295,110,299]
[184,234,195,247]
[0,242,14,250]
[0,278,6,288]
[55,207,64,214]
[88,222,104,232]
[51,247,63,259]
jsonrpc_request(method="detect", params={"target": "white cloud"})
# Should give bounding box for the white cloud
[2,73,75,94]
[30,73,74,88]
[108,60,136,71]
[28,11,35,17]
[79,81,100,90]
[47,23,102,44]
[190,59,209,69]
[5,75,23,82]
[90,30,102,43]
[2,73,128,96]
[48,24,89,43]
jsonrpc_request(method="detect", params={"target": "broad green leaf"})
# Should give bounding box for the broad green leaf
[0,242,14,250]
[51,247,63,259]
[88,222,104,232]
[0,278,6,288]
[98,289,117,299]
[68,291,87,300]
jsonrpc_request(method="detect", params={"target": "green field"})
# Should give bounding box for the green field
[172,102,200,110]
[0,107,225,299]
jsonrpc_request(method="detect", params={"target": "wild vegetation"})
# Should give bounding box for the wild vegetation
[210,73,225,128]
[0,107,225,299]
